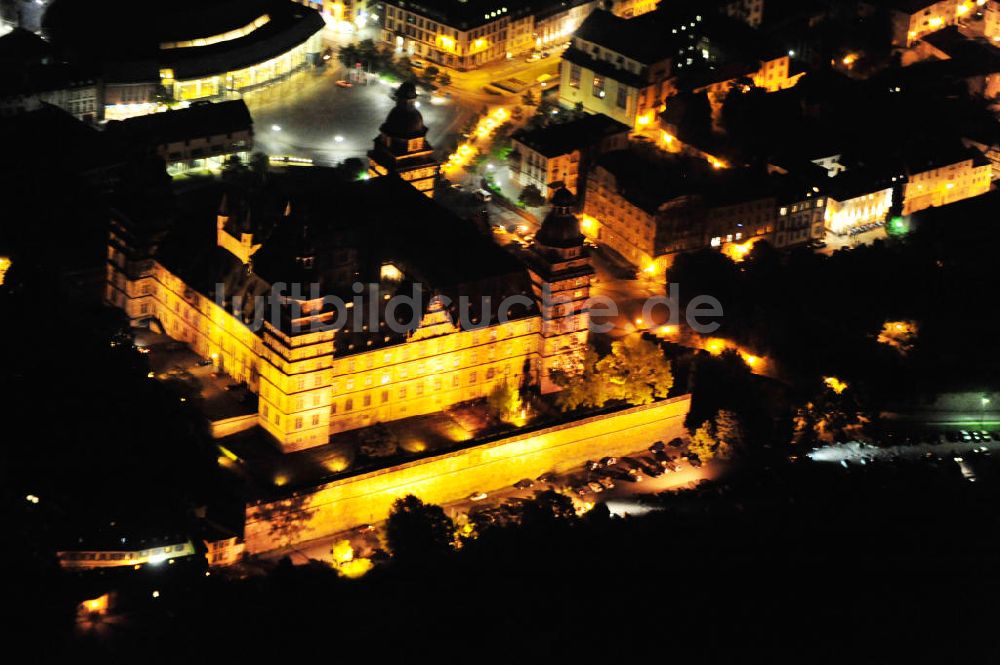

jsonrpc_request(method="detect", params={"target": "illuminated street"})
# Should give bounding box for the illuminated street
[443,52,562,103]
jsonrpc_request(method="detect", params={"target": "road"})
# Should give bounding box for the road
[445,55,561,102]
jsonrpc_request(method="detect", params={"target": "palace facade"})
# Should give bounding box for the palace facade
[106,85,592,452]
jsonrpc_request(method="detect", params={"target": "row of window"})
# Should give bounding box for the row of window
[262,365,516,429]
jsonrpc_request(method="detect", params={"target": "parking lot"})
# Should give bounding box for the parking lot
[807,428,1000,470]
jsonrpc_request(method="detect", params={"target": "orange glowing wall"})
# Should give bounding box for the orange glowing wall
[244,394,691,553]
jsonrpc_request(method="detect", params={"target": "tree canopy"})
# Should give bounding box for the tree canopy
[556,337,673,412]
[386,495,454,561]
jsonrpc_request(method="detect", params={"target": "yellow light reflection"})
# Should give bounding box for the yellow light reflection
[824,376,848,394]
[705,338,727,355]
[721,237,760,262]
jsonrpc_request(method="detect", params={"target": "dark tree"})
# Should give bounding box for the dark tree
[386,495,454,560]
[521,490,578,527]
[518,184,546,207]
[664,91,713,145]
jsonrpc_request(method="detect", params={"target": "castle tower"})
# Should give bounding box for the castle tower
[368,81,439,197]
[528,186,595,393]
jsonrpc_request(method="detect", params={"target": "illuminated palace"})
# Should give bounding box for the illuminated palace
[42,0,324,119]
[106,88,592,452]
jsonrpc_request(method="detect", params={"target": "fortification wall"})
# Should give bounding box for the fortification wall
[245,395,691,553]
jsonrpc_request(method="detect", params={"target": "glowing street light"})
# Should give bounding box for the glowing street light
[271,124,282,132]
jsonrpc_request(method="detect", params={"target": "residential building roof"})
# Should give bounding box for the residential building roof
[153,173,536,340]
[511,113,629,158]
[903,140,991,174]
[571,9,682,64]
[382,0,586,30]
[593,148,712,214]
[561,46,649,87]
[865,0,941,14]
[105,101,254,146]
[0,28,52,64]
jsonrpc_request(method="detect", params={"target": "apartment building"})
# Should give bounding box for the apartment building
[509,112,629,197]
[558,9,688,128]
[380,0,597,69]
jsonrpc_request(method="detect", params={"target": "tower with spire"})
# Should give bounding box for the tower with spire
[528,186,595,393]
[368,81,440,197]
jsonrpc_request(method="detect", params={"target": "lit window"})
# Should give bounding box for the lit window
[592,76,605,98]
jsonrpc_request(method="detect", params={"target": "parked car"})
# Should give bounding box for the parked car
[469,491,488,501]
[640,460,663,477]
[668,437,685,448]
[587,482,605,493]
[574,485,591,496]
[649,441,666,453]
[620,457,644,471]
[196,358,214,367]
[585,460,600,471]
[599,456,617,467]
[514,478,534,489]
[598,477,615,490]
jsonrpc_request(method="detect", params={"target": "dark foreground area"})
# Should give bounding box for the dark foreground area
[9,454,1000,664]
